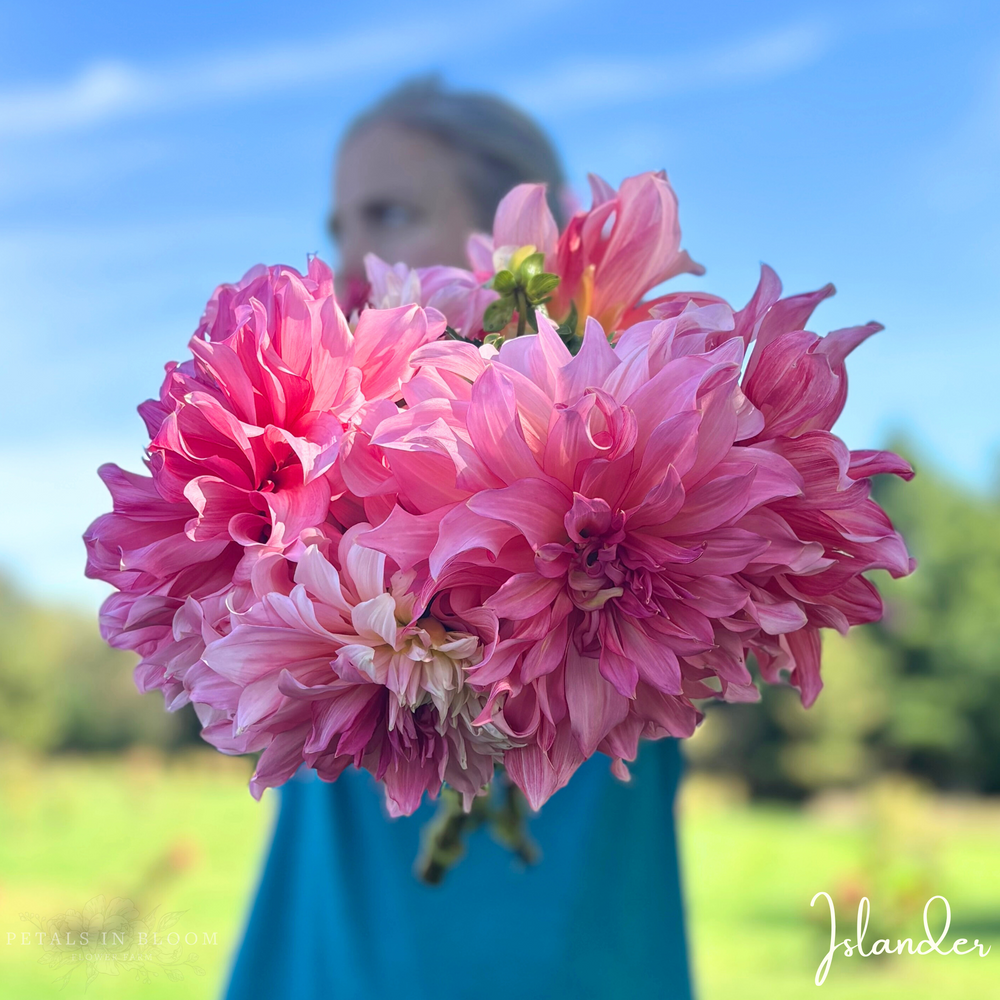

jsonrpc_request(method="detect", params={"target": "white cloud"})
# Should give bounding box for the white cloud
[509,20,835,113]
[0,14,837,139]
[0,17,474,138]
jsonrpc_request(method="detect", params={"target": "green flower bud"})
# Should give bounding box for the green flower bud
[517,252,546,282]
[525,272,560,302]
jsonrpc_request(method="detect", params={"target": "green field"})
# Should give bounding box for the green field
[1,750,996,999]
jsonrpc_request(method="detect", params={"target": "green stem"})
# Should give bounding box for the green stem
[490,772,541,867]
[516,289,529,338]
[414,771,540,885]
[414,787,489,885]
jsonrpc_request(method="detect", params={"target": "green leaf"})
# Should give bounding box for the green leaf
[556,301,578,341]
[482,296,515,333]
[556,302,582,354]
[491,269,516,295]
[525,272,560,302]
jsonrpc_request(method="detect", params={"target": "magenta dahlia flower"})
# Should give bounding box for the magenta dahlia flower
[85,258,444,714]
[348,171,705,344]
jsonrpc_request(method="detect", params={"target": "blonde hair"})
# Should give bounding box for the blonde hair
[345,76,567,229]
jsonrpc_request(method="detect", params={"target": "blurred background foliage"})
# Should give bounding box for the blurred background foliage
[687,439,1000,797]
[1,441,998,801]
[0,580,197,756]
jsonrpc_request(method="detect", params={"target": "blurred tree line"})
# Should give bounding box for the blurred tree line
[688,440,1000,797]
[0,577,199,754]
[1,441,998,797]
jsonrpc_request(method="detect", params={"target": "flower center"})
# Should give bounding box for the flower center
[563,499,627,612]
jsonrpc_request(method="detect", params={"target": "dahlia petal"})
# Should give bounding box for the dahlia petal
[815,322,881,367]
[505,723,584,811]
[468,365,543,484]
[680,527,769,576]
[620,618,683,694]
[294,546,352,614]
[626,465,686,530]
[468,478,571,548]
[263,475,337,549]
[598,646,640,699]
[786,627,823,707]
[343,533,387,602]
[625,411,702,504]
[750,597,808,635]
[352,303,446,400]
[351,593,399,647]
[236,675,289,733]
[183,477,250,541]
[720,681,761,703]
[744,280,836,382]
[564,645,630,756]
[536,313,575,376]
[410,340,489,383]
[557,317,620,401]
[305,685,380,755]
[204,626,334,686]
[429,503,518,578]
[504,743,557,812]
[466,231,494,278]
[487,573,565,620]
[633,683,700,737]
[358,505,446,573]
[664,471,755,535]
[732,264,783,347]
[520,618,569,682]
[492,183,559,257]
[249,724,312,800]
[848,449,915,481]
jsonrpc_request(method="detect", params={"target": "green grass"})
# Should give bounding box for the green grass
[0,748,272,1000]
[0,751,997,998]
[678,777,1000,999]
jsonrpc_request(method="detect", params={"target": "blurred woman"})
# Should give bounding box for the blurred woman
[223,78,693,1000]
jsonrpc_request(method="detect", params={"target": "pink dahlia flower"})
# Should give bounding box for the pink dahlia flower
[359,273,912,808]
[363,253,497,339]
[468,172,704,336]
[85,257,444,716]
[201,525,515,810]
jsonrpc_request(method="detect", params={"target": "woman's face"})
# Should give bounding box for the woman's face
[330,122,480,295]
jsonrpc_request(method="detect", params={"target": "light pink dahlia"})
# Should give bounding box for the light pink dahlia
[201,526,515,810]
[356,274,912,808]
[363,253,497,339]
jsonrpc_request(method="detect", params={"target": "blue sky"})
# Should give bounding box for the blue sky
[0,0,998,607]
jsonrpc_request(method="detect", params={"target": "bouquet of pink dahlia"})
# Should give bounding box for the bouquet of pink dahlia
[85,170,914,881]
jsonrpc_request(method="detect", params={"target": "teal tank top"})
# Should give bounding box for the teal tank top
[224,738,692,1000]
